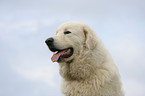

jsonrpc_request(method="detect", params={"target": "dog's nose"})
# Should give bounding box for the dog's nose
[45,38,54,45]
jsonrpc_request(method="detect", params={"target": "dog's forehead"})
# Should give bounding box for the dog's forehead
[56,22,84,34]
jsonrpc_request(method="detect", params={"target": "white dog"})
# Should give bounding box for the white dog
[45,21,124,96]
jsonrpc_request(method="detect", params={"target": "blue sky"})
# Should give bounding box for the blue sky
[0,0,145,96]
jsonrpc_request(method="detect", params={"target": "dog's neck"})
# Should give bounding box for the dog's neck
[59,42,109,81]
[59,53,104,81]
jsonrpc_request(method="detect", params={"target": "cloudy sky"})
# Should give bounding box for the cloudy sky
[0,0,145,96]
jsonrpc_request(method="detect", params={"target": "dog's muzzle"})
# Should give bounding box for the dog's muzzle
[45,37,74,63]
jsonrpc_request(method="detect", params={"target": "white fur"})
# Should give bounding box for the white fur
[53,21,124,96]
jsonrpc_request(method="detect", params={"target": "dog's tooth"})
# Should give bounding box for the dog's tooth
[54,51,58,54]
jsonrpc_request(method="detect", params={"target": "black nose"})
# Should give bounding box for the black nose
[45,38,54,45]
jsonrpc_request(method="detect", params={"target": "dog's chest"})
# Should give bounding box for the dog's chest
[61,80,99,96]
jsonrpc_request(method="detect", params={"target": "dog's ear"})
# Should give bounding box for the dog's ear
[83,25,97,50]
[83,26,89,49]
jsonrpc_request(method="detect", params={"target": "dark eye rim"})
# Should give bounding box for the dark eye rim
[64,31,71,34]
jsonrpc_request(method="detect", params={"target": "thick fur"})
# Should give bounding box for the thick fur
[52,21,124,96]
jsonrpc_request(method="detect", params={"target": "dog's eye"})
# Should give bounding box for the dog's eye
[64,31,71,34]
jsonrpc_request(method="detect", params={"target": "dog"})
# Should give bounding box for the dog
[45,21,124,96]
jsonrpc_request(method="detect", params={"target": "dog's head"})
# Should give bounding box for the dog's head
[45,21,97,63]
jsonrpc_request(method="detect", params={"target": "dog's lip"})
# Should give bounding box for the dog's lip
[50,47,72,53]
[49,47,62,52]
[59,48,73,58]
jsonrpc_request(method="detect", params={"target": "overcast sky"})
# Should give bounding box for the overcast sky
[0,0,145,96]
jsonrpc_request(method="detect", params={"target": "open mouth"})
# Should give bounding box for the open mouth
[51,48,73,62]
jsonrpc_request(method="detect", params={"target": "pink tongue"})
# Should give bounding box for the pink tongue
[51,52,62,62]
[51,49,71,62]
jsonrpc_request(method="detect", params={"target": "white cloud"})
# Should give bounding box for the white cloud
[123,78,145,96]
[12,64,59,87]
[107,33,145,70]
[0,20,37,33]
